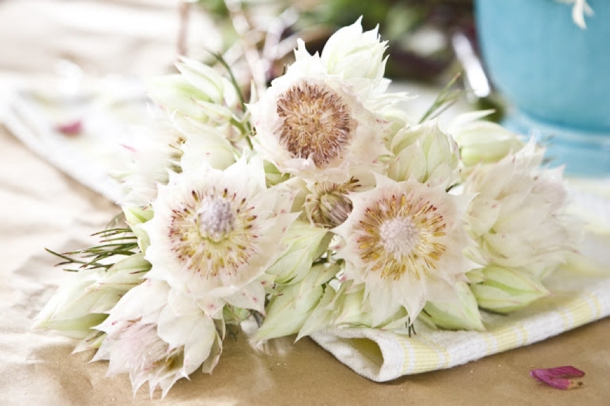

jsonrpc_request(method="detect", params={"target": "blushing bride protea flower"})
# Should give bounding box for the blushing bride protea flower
[95,321,185,397]
[248,30,392,183]
[464,141,579,280]
[313,17,388,90]
[143,155,297,316]
[298,17,406,114]
[93,280,222,398]
[333,175,474,325]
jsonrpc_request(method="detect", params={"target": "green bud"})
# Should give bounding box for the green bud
[123,206,153,253]
[33,254,149,339]
[454,120,524,168]
[175,57,237,106]
[299,281,409,338]
[147,75,213,121]
[264,160,291,187]
[265,220,330,285]
[255,263,340,341]
[388,121,458,185]
[471,265,550,313]
[423,282,485,331]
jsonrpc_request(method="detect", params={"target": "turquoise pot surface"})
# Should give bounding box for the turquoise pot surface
[475,0,610,176]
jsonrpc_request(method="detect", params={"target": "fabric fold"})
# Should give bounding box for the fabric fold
[312,269,610,382]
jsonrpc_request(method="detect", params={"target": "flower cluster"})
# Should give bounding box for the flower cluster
[34,20,578,397]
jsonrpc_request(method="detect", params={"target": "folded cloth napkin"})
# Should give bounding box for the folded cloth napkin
[311,267,610,382]
[312,189,610,382]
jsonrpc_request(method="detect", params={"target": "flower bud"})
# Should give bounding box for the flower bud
[299,281,410,338]
[147,57,238,125]
[471,265,550,313]
[265,220,331,285]
[388,120,459,187]
[34,254,150,338]
[452,117,524,168]
[317,18,387,84]
[123,206,153,253]
[254,263,340,341]
[422,281,485,331]
[305,178,361,228]
[176,119,236,172]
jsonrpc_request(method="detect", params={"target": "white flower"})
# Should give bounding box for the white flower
[143,155,297,315]
[95,321,184,397]
[33,254,150,340]
[449,111,525,170]
[94,280,221,398]
[119,105,241,208]
[147,57,240,126]
[118,117,183,207]
[556,0,594,29]
[296,18,407,115]
[388,120,460,188]
[333,175,474,324]
[316,18,387,85]
[248,54,390,183]
[464,141,579,279]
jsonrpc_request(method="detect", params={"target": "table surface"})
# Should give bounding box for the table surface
[1,1,609,404]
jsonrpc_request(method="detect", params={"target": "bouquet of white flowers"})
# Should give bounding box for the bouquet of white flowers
[34,19,579,397]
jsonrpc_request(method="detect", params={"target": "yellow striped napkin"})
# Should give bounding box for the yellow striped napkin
[311,267,610,382]
[311,187,610,382]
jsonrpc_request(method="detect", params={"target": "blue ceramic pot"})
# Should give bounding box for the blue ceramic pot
[475,0,610,176]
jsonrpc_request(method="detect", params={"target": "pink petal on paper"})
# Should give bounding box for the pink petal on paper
[530,366,585,390]
[56,120,83,136]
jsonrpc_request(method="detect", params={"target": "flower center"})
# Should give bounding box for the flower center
[355,192,448,280]
[379,217,419,257]
[198,197,235,242]
[276,80,353,168]
[167,188,258,279]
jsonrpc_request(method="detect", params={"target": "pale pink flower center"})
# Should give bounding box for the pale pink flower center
[198,197,236,242]
[379,217,420,257]
[167,188,259,278]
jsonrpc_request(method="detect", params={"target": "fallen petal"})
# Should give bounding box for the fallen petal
[530,366,585,390]
[56,120,83,136]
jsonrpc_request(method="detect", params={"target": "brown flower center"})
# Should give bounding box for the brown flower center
[276,81,354,168]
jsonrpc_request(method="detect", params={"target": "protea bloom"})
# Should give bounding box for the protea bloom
[333,175,474,325]
[143,155,296,316]
[464,141,579,280]
[248,27,392,183]
[93,280,221,398]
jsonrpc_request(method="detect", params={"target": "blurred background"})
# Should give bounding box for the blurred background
[3,0,609,179]
[0,0,478,85]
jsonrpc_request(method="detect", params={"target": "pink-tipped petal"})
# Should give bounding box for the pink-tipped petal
[530,366,585,390]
